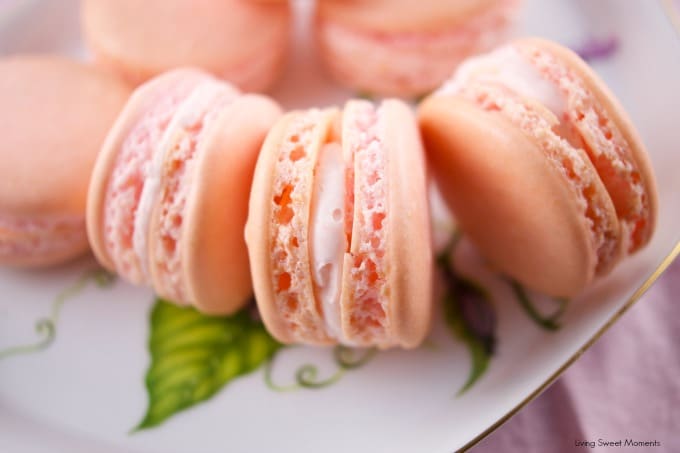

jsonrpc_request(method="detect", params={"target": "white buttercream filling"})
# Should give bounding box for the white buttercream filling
[310,142,346,341]
[440,45,566,118]
[132,82,224,279]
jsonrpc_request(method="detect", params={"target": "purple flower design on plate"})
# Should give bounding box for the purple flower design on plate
[573,36,620,62]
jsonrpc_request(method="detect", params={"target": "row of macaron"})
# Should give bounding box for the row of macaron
[0,37,657,350]
[81,0,523,98]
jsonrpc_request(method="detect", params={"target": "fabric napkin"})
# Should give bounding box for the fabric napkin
[473,258,680,452]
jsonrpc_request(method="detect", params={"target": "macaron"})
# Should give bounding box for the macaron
[0,56,130,268]
[87,68,281,314]
[80,0,290,92]
[315,0,522,98]
[418,38,658,297]
[245,99,432,348]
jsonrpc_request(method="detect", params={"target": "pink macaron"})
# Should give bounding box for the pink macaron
[316,0,522,98]
[80,0,291,92]
[0,56,130,268]
[87,68,281,314]
[246,99,432,348]
[418,38,658,297]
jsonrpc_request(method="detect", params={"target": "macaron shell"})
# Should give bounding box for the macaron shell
[516,37,658,250]
[87,69,209,272]
[339,100,391,346]
[419,96,608,297]
[246,113,296,342]
[183,95,282,314]
[144,79,241,305]
[81,0,290,89]
[0,56,129,218]
[274,108,338,345]
[317,0,499,33]
[246,109,339,344]
[382,100,432,348]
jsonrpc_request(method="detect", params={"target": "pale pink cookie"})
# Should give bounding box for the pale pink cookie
[246,99,432,348]
[316,0,522,98]
[87,68,281,314]
[0,56,130,268]
[418,38,658,297]
[80,0,290,92]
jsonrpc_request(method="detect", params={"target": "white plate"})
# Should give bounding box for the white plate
[1,1,679,452]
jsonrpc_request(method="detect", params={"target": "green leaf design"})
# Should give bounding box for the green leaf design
[334,345,377,370]
[442,288,492,396]
[135,299,282,431]
[0,267,116,361]
[508,279,569,331]
[437,233,496,395]
[263,345,377,392]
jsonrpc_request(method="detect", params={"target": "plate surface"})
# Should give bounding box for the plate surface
[1,1,679,452]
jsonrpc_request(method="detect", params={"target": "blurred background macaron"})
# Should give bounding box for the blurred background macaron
[315,0,522,98]
[0,55,131,268]
[87,68,281,314]
[418,38,658,298]
[80,0,291,93]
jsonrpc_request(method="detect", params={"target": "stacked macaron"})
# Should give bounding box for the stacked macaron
[419,38,657,297]
[87,69,281,314]
[245,100,432,348]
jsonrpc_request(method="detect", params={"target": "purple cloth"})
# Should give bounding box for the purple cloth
[472,258,680,452]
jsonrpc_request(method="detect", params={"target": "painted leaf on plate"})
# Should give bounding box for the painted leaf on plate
[509,279,569,331]
[442,274,496,395]
[135,299,282,430]
[437,234,497,395]
[0,267,116,362]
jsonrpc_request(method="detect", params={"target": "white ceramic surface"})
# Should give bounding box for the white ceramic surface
[1,1,679,452]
